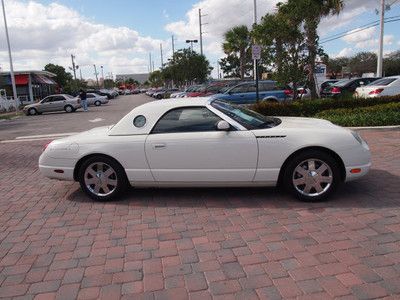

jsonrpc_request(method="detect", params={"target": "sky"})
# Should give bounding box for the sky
[0,0,399,80]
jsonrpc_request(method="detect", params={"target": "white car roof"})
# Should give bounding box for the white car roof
[109,97,212,136]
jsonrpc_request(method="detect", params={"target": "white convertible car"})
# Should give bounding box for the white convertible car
[39,98,371,202]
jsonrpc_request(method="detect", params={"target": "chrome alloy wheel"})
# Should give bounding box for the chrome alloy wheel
[292,159,333,197]
[84,162,118,197]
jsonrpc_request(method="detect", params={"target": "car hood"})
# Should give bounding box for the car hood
[276,117,339,130]
[24,102,41,109]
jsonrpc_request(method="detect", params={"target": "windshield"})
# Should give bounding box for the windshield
[211,100,281,130]
[334,79,353,87]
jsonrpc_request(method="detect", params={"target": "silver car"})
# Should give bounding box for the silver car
[23,94,81,116]
[86,93,109,106]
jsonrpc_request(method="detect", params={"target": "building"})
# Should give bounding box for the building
[116,73,149,84]
[0,70,57,103]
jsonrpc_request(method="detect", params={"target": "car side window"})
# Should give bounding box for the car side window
[152,107,223,134]
[42,97,52,103]
[87,94,94,98]
[260,82,276,91]
[230,85,248,93]
[52,96,65,102]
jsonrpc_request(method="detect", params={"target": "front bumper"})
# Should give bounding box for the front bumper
[345,163,371,182]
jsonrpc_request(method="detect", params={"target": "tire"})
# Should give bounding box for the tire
[28,108,37,116]
[282,150,341,202]
[78,156,128,201]
[64,105,74,113]
[94,101,101,106]
[156,94,162,99]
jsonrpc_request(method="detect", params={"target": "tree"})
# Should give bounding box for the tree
[43,63,73,87]
[253,5,308,98]
[384,50,400,76]
[148,70,164,87]
[299,0,344,98]
[162,49,212,86]
[222,25,251,80]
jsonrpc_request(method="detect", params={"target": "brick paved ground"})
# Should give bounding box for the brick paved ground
[0,129,399,299]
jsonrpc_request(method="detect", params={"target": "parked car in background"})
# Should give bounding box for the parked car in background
[319,80,339,95]
[320,78,380,98]
[24,94,81,116]
[153,88,180,99]
[86,93,109,106]
[186,83,228,97]
[170,85,202,98]
[211,81,291,104]
[86,89,113,99]
[100,89,118,99]
[354,76,400,98]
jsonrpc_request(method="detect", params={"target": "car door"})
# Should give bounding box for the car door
[145,106,258,182]
[86,94,95,105]
[39,96,53,112]
[50,95,66,111]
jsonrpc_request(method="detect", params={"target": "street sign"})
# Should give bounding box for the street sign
[252,45,262,60]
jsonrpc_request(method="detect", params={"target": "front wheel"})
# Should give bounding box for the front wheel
[64,105,73,113]
[78,156,128,201]
[28,108,37,116]
[282,150,341,202]
[94,101,101,106]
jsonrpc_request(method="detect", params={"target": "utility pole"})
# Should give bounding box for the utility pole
[149,53,152,73]
[377,0,385,77]
[253,0,258,81]
[79,68,83,81]
[199,9,203,56]
[216,61,220,79]
[93,64,99,88]
[71,54,77,80]
[171,35,175,56]
[1,0,18,113]
[160,43,164,68]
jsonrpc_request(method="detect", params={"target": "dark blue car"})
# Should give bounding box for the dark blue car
[209,81,292,104]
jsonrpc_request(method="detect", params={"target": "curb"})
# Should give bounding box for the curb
[348,125,400,130]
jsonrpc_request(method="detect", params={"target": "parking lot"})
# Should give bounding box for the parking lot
[0,94,400,299]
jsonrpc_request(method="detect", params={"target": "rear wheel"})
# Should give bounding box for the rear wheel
[94,101,101,106]
[283,150,341,202]
[64,105,73,113]
[78,156,128,201]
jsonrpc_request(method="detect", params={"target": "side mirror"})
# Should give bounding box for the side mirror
[217,120,230,131]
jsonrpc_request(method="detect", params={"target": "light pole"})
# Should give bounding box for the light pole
[93,64,99,88]
[253,0,258,81]
[186,39,198,52]
[1,0,18,113]
[100,65,104,88]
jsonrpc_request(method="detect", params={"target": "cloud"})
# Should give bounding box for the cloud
[0,0,164,77]
[334,47,354,58]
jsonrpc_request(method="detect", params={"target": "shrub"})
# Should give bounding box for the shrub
[251,95,400,117]
[315,102,400,127]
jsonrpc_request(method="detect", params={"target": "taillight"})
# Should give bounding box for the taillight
[369,89,384,95]
[284,89,293,96]
[331,87,341,94]
[43,141,52,152]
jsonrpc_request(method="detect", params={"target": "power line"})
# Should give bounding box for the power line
[320,14,400,43]
[320,16,400,44]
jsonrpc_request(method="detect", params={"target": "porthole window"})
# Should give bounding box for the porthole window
[133,115,146,128]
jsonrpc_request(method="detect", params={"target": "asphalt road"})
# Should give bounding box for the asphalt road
[0,94,153,141]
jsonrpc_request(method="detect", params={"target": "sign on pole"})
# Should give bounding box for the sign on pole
[252,45,261,60]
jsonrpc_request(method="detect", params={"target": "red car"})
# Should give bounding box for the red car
[186,83,227,97]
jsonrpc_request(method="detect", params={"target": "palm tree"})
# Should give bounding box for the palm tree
[302,0,344,98]
[222,25,251,80]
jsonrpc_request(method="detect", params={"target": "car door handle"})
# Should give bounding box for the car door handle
[153,143,166,150]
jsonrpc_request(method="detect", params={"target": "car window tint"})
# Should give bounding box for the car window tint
[42,97,52,103]
[87,94,95,98]
[152,107,222,134]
